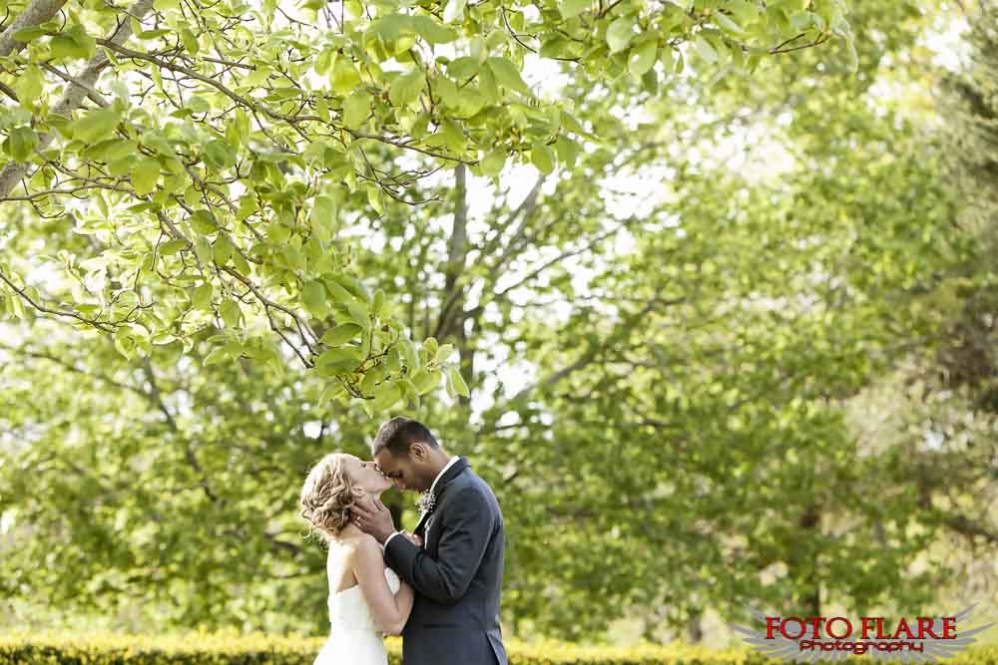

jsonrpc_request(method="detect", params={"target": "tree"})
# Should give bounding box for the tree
[464,0,976,640]
[873,0,998,587]
[0,0,851,406]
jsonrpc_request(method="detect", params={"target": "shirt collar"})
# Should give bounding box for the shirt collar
[429,455,462,496]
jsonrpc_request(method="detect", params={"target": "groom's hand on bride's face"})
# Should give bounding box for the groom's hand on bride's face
[349,496,396,544]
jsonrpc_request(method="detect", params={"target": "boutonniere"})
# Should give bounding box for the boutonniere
[416,490,436,516]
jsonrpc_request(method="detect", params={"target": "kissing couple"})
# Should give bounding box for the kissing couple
[299,416,508,665]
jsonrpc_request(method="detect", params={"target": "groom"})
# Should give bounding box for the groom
[349,417,508,665]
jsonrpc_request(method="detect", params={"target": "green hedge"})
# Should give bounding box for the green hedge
[2,632,997,665]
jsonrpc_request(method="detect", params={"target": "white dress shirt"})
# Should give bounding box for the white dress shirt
[384,455,461,549]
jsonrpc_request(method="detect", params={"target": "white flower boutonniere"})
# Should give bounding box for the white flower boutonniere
[416,491,436,516]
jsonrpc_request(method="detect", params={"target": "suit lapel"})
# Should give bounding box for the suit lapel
[414,457,470,536]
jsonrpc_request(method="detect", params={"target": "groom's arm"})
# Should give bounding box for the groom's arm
[384,485,494,605]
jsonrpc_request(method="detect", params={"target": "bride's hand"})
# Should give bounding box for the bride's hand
[402,531,423,548]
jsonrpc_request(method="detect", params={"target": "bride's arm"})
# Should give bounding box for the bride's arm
[393,578,415,634]
[352,535,413,635]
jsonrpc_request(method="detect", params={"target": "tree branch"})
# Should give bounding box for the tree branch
[0,0,68,60]
[0,0,155,199]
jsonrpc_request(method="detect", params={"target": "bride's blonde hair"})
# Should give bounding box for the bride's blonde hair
[299,453,363,543]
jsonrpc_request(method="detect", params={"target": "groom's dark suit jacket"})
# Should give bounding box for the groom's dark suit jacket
[384,457,508,665]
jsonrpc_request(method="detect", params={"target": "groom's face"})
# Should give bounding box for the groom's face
[373,446,429,493]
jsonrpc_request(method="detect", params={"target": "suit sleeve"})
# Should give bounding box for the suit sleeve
[384,485,494,605]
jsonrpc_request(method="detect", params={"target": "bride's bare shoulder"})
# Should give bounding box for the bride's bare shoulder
[331,532,380,560]
[353,533,383,556]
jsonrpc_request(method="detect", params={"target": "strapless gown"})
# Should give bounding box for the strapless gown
[313,565,400,665]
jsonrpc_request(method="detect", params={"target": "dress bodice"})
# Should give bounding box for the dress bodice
[327,564,400,632]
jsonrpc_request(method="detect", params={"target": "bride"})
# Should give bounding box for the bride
[300,452,416,665]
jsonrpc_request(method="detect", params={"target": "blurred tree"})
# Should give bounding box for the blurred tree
[879,0,998,583]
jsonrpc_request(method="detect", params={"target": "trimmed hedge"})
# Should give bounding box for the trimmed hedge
[1,632,997,665]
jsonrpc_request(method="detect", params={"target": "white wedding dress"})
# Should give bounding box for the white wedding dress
[313,551,401,665]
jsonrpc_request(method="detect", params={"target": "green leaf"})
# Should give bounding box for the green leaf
[203,140,235,169]
[317,346,362,371]
[136,28,172,39]
[726,0,760,23]
[435,343,455,363]
[693,34,718,63]
[447,56,480,80]
[389,69,425,107]
[319,382,347,404]
[372,382,401,410]
[440,118,467,153]
[628,38,658,77]
[530,143,555,174]
[555,135,580,168]
[446,364,470,398]
[13,65,43,105]
[560,0,590,19]
[50,25,96,60]
[12,27,49,42]
[194,236,212,264]
[606,18,636,53]
[400,337,420,370]
[451,87,486,119]
[411,16,458,44]
[7,127,38,163]
[399,379,420,408]
[202,346,230,366]
[180,27,199,54]
[409,368,440,395]
[641,66,658,94]
[219,300,243,328]
[309,194,338,244]
[131,158,160,196]
[343,91,371,130]
[302,280,328,319]
[117,331,147,360]
[478,65,499,102]
[372,289,386,319]
[481,149,507,176]
[212,235,233,265]
[344,300,371,329]
[86,139,138,162]
[369,13,408,43]
[323,278,357,306]
[660,45,676,74]
[321,323,363,346]
[191,283,213,310]
[159,239,189,255]
[70,107,122,143]
[189,210,217,234]
[486,57,531,95]
[366,184,384,214]
[330,59,360,94]
[713,12,746,35]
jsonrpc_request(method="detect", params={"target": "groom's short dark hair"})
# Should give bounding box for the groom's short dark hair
[372,417,439,457]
